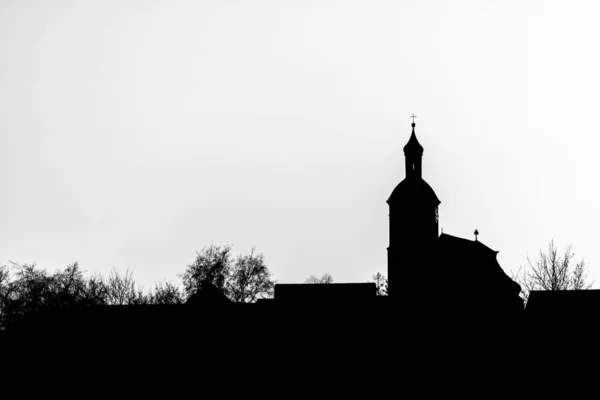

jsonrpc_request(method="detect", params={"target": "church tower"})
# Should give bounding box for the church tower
[387,121,440,298]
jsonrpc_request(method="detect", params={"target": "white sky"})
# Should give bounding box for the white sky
[1,0,599,290]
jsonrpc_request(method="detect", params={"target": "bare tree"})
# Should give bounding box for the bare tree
[305,273,334,284]
[106,269,148,305]
[0,262,165,330]
[51,262,87,308]
[512,240,593,304]
[149,281,184,305]
[372,272,387,296]
[8,262,53,317]
[0,262,86,329]
[181,244,232,298]
[81,273,109,306]
[181,245,276,302]
[227,249,275,303]
[0,265,13,329]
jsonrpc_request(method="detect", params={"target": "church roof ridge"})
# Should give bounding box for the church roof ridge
[438,232,498,254]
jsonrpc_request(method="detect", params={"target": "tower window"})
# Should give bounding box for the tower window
[412,164,415,170]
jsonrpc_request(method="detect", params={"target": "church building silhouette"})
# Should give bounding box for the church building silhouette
[387,121,522,313]
[270,121,523,314]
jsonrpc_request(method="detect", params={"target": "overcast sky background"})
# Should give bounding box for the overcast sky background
[1,0,599,291]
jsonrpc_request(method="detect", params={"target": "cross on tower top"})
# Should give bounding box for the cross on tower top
[410,114,417,124]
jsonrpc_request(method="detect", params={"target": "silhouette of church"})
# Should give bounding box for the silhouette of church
[268,120,523,314]
[386,121,523,313]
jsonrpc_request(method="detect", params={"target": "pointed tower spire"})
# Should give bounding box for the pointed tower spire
[403,116,423,179]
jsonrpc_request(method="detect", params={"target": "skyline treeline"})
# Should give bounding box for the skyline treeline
[0,261,185,330]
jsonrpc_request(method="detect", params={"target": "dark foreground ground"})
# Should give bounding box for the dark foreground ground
[2,302,594,391]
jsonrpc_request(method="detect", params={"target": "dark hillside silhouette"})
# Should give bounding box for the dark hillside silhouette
[5,118,597,374]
